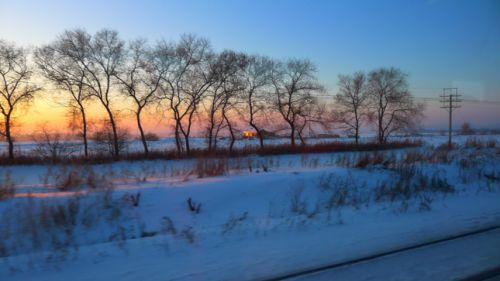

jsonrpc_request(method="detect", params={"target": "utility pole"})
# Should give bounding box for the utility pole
[440,88,461,148]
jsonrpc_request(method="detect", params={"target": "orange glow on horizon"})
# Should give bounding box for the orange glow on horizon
[14,91,171,140]
[10,89,500,141]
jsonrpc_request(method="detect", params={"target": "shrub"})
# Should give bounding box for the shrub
[403,150,425,164]
[139,223,158,238]
[430,173,454,193]
[187,197,202,214]
[122,192,141,207]
[221,211,248,235]
[31,127,76,162]
[55,168,83,191]
[375,178,412,202]
[180,226,195,243]
[459,122,475,135]
[289,185,308,215]
[353,152,394,169]
[375,167,454,203]
[144,132,160,141]
[160,216,177,235]
[40,198,80,229]
[192,158,227,178]
[486,140,497,148]
[484,172,500,182]
[90,123,130,157]
[418,195,433,212]
[318,173,334,191]
[464,138,484,149]
[0,171,15,200]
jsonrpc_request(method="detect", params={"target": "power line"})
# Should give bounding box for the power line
[440,88,461,148]
[317,94,500,104]
[415,97,500,104]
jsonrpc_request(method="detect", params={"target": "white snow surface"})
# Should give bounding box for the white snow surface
[291,228,500,281]
[0,135,499,280]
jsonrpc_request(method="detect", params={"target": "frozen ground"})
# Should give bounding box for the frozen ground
[0,135,499,280]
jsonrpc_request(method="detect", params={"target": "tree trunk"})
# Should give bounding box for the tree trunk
[249,122,264,150]
[354,123,359,145]
[248,93,264,150]
[298,130,305,146]
[213,117,225,152]
[290,125,296,148]
[173,111,182,157]
[184,107,197,156]
[179,119,191,156]
[104,106,120,158]
[79,105,89,157]
[378,115,384,144]
[207,130,213,152]
[5,115,14,161]
[354,110,360,146]
[224,114,236,153]
[175,124,182,156]
[207,114,215,152]
[257,131,264,150]
[136,108,148,157]
[184,134,190,155]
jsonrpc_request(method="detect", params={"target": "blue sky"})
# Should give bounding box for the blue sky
[1,0,499,128]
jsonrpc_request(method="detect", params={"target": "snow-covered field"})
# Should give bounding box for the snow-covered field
[0,135,499,280]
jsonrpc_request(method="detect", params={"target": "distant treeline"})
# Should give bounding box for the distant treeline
[1,29,423,161]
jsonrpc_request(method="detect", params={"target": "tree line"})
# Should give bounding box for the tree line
[0,29,423,160]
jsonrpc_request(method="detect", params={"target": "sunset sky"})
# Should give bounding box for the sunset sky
[1,0,499,136]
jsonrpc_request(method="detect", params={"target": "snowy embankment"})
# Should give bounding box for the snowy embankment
[0,135,499,280]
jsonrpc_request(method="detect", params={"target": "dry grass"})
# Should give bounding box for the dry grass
[0,140,422,166]
[192,158,228,178]
[375,166,454,202]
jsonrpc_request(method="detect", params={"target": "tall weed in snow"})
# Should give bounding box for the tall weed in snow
[192,158,228,178]
[221,211,248,235]
[288,184,308,215]
[375,165,454,205]
[0,171,15,200]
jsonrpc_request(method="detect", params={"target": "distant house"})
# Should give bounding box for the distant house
[242,130,279,139]
[242,131,257,139]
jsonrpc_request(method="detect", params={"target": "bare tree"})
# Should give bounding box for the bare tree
[459,122,474,135]
[159,34,214,156]
[335,72,368,144]
[204,50,247,152]
[367,67,424,144]
[84,29,125,158]
[221,60,247,152]
[115,39,172,157]
[242,55,273,149]
[0,40,40,160]
[35,37,91,157]
[204,57,227,152]
[42,29,125,158]
[271,59,323,147]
